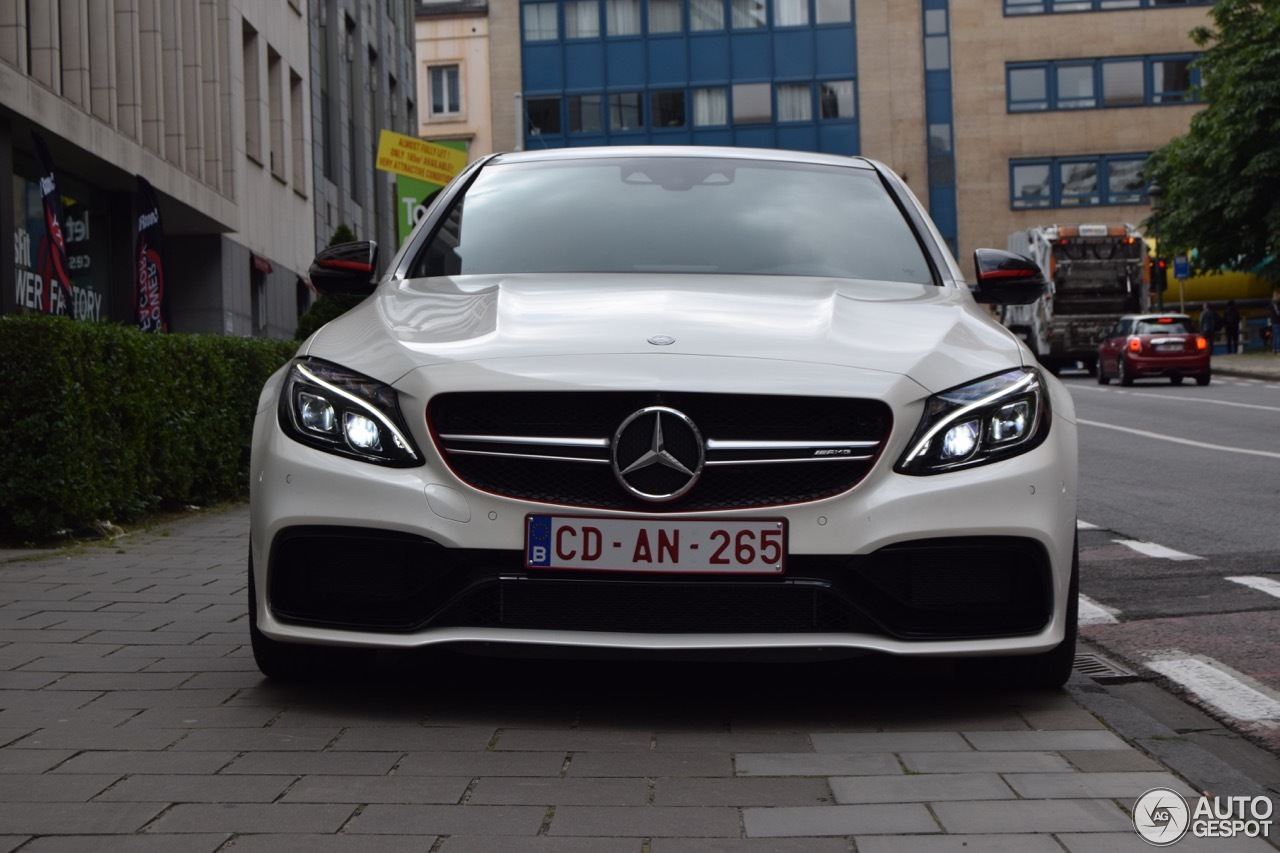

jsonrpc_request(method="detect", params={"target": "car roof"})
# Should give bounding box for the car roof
[489,145,881,172]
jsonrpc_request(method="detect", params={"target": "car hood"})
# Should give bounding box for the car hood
[303,273,1026,393]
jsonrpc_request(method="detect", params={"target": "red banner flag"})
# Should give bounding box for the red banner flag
[134,176,169,332]
[30,132,74,318]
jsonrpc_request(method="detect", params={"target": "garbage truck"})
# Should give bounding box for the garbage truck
[1001,223,1149,375]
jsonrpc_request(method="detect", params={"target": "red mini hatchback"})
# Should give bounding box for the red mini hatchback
[1097,314,1211,386]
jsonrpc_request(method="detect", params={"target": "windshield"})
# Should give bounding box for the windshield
[408,157,934,284]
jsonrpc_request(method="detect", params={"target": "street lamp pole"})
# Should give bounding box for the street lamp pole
[1148,182,1164,311]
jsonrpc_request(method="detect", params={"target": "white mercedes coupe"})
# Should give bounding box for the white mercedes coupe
[249,146,1079,687]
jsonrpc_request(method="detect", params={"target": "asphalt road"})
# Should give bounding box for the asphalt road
[1063,369,1280,759]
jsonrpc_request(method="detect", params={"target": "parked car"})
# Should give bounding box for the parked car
[1096,313,1211,386]
[249,146,1080,687]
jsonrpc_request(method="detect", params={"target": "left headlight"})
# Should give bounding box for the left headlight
[277,359,422,467]
[895,367,1050,475]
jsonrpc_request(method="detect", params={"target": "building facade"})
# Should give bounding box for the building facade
[415,0,495,160]
[2,0,315,337]
[500,0,1212,262]
[310,0,419,259]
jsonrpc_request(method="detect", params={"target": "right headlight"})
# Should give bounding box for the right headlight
[277,359,422,467]
[895,367,1050,475]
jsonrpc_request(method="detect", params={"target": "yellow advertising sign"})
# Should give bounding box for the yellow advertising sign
[376,130,467,185]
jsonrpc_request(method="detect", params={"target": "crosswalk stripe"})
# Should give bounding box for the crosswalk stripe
[1146,656,1280,722]
[1078,595,1119,625]
[1226,576,1280,601]
[1114,539,1203,561]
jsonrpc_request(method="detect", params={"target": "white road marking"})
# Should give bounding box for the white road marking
[1114,539,1203,561]
[1078,419,1280,460]
[1076,520,1100,530]
[1076,386,1280,413]
[1078,595,1119,626]
[1146,656,1280,722]
[1227,575,1280,601]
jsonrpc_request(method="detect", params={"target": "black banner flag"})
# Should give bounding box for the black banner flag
[31,132,74,318]
[134,176,169,332]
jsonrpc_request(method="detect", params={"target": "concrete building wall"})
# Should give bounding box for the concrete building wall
[949,2,1210,264]
[1,0,317,338]
[416,4,494,158]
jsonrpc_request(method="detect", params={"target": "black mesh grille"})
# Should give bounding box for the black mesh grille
[428,391,892,511]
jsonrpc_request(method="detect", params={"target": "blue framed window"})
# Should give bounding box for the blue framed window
[564,0,600,37]
[1005,0,1212,15]
[523,2,558,40]
[1006,54,1200,112]
[1009,154,1150,209]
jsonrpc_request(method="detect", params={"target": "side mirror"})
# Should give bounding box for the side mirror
[308,241,379,297]
[970,248,1047,305]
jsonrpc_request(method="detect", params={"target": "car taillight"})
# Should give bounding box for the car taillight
[1196,336,1208,351]
[1128,337,1141,353]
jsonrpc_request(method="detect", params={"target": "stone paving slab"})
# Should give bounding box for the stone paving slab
[2,503,1280,851]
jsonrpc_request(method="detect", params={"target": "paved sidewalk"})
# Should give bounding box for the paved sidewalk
[1212,352,1280,382]
[1,505,1277,851]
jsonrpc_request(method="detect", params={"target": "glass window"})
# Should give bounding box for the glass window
[606,0,641,35]
[1005,0,1046,12]
[649,0,682,32]
[569,94,602,132]
[409,157,935,284]
[1107,158,1147,203]
[1011,162,1051,208]
[732,0,766,29]
[732,83,771,124]
[609,92,643,129]
[1059,160,1099,205]
[924,9,947,34]
[924,36,949,71]
[1055,64,1096,109]
[815,0,851,23]
[428,65,461,117]
[1102,60,1144,106]
[693,88,728,125]
[1008,66,1048,111]
[653,90,686,127]
[774,0,808,27]
[564,1,600,37]
[1152,57,1193,103]
[928,123,951,153]
[819,80,854,119]
[526,97,562,135]
[523,3,558,40]
[777,84,811,121]
[690,0,725,30]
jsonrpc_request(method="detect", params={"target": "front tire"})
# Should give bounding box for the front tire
[1097,361,1110,385]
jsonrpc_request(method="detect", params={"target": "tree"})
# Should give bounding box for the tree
[1142,0,1280,283]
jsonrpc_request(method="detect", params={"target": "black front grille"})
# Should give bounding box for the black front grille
[428,391,892,511]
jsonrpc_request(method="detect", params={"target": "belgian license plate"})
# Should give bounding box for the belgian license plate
[525,515,786,574]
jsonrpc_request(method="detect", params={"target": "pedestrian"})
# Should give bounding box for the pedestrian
[1223,300,1241,355]
[1199,303,1220,354]
[1270,292,1280,354]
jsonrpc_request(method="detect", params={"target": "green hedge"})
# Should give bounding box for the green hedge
[0,315,298,540]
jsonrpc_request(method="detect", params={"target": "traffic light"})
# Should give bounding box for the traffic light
[1152,257,1168,292]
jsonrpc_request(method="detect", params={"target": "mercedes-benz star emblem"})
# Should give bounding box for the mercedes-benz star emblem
[612,406,705,502]
[647,335,676,346]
